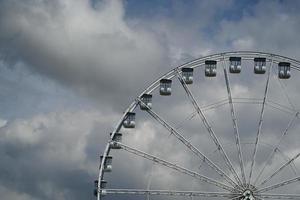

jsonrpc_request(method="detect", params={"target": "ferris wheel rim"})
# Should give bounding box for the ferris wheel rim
[97,51,300,200]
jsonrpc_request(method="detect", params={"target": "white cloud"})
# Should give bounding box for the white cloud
[216,0,300,58]
[0,185,38,200]
[0,0,169,107]
[0,109,119,199]
[0,119,7,128]
[0,109,116,167]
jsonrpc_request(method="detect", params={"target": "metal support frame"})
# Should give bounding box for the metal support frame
[222,57,247,185]
[176,69,243,186]
[137,99,240,189]
[118,142,235,192]
[259,152,300,186]
[257,194,300,199]
[248,58,274,185]
[101,189,237,198]
[257,176,300,193]
[100,189,300,199]
[254,111,299,185]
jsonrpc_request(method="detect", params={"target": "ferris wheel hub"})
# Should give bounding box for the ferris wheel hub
[232,184,257,200]
[241,189,255,200]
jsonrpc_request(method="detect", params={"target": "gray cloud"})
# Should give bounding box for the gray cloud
[0,0,300,200]
[215,0,300,58]
[0,0,170,110]
[0,110,120,200]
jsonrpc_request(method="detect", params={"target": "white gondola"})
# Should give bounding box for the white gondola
[229,57,242,73]
[140,94,152,110]
[109,132,122,149]
[160,79,172,95]
[181,67,194,84]
[123,112,135,128]
[254,57,266,74]
[100,156,113,172]
[205,60,217,77]
[278,62,291,79]
[101,190,107,196]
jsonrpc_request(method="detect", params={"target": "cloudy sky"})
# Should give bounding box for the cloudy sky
[0,0,300,200]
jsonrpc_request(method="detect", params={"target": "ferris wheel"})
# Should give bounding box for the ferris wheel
[94,51,300,200]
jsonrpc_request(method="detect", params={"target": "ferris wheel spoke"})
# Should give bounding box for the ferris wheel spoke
[258,152,300,187]
[267,99,296,114]
[137,99,240,189]
[266,101,295,115]
[176,98,229,130]
[256,176,300,193]
[256,194,300,200]
[175,69,243,186]
[100,188,237,198]
[254,111,299,185]
[272,65,297,111]
[248,58,274,186]
[177,98,267,131]
[222,58,247,185]
[116,142,235,192]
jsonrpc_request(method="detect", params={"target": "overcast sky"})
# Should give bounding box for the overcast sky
[0,0,300,200]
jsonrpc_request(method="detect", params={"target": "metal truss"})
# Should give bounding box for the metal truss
[254,111,299,185]
[117,142,235,192]
[256,194,300,199]
[259,152,300,186]
[221,57,247,185]
[257,176,300,193]
[137,99,240,189]
[248,58,273,185]
[175,68,243,187]
[101,189,237,198]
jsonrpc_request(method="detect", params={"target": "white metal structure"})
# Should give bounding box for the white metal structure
[96,51,300,200]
